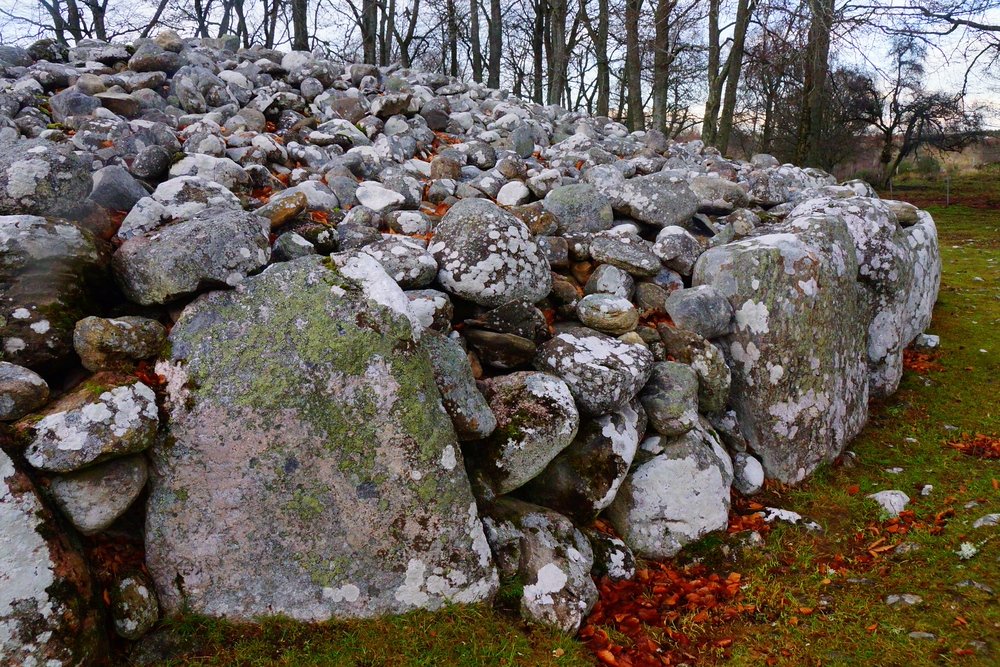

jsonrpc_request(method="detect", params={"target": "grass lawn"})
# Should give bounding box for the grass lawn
[148,175,997,666]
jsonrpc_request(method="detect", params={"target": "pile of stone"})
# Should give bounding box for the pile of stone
[0,33,940,663]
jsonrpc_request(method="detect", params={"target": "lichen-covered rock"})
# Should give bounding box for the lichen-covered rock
[147,256,497,620]
[607,420,733,558]
[534,327,653,416]
[541,183,614,234]
[652,225,703,276]
[1,450,104,665]
[481,498,597,633]
[518,401,642,523]
[111,569,159,640]
[588,234,660,277]
[421,330,497,441]
[1,215,110,372]
[429,199,551,307]
[664,285,733,340]
[732,452,764,495]
[22,374,159,473]
[790,196,914,396]
[112,206,270,305]
[639,361,699,436]
[584,529,636,581]
[470,372,579,494]
[693,213,869,483]
[657,325,731,414]
[359,236,438,289]
[48,454,148,534]
[0,362,49,421]
[901,211,941,347]
[0,139,94,219]
[589,169,699,229]
[689,175,750,214]
[118,176,243,241]
[73,315,167,372]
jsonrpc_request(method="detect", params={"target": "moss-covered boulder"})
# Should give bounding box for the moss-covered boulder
[693,213,869,484]
[147,255,497,620]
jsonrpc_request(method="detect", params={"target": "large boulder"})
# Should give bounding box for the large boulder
[0,215,110,372]
[1,450,104,664]
[901,210,941,346]
[790,196,914,396]
[429,199,551,307]
[147,256,498,620]
[0,139,94,219]
[693,213,869,483]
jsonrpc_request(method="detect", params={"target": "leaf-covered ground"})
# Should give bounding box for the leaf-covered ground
[148,175,997,666]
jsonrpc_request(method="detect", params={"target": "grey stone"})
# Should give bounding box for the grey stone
[1,215,109,372]
[89,165,149,211]
[585,264,635,300]
[111,570,160,640]
[653,225,703,276]
[49,454,148,534]
[589,234,660,277]
[0,450,103,664]
[359,236,437,289]
[272,232,316,262]
[429,199,551,307]
[664,285,733,339]
[481,498,597,633]
[535,327,653,416]
[421,330,497,441]
[113,206,270,305]
[576,293,638,335]
[470,371,579,494]
[639,362,699,436]
[608,419,733,559]
[73,315,167,371]
[693,213,869,483]
[657,325,731,414]
[0,139,94,219]
[0,362,49,421]
[519,401,643,523]
[22,375,159,473]
[541,184,614,234]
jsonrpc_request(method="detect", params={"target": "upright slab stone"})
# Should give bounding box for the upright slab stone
[790,196,914,397]
[147,256,497,620]
[1,451,103,665]
[693,213,869,483]
[901,210,941,345]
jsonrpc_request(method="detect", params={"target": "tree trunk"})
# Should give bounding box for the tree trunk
[291,0,309,51]
[362,0,377,64]
[470,0,483,82]
[488,0,502,87]
[447,0,459,77]
[547,0,569,105]
[701,0,722,145]
[625,0,644,130]
[796,0,834,165]
[651,0,676,132]
[716,0,753,154]
[532,0,545,103]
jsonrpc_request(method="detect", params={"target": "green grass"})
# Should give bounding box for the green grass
[147,606,592,666]
[142,175,997,666]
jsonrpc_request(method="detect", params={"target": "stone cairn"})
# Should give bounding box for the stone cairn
[0,33,940,664]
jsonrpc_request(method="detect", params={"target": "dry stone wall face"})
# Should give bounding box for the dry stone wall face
[0,33,940,654]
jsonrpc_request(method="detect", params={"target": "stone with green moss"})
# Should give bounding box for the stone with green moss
[146,255,498,621]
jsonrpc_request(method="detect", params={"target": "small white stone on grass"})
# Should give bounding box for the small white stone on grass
[868,490,909,517]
